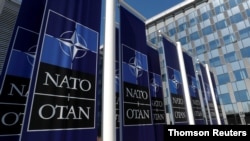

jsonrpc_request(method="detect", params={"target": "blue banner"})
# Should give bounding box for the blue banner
[0,0,46,140]
[198,74,210,125]
[183,52,205,125]
[120,6,157,141]
[199,63,217,124]
[147,46,166,141]
[19,0,102,141]
[162,37,188,124]
[210,71,224,124]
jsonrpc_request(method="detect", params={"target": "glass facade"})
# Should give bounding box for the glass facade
[146,0,250,125]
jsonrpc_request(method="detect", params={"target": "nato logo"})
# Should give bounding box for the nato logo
[149,72,162,97]
[129,57,144,78]
[122,45,148,86]
[7,27,38,78]
[168,68,182,94]
[41,10,98,74]
[205,84,212,101]
[115,61,120,92]
[189,76,198,97]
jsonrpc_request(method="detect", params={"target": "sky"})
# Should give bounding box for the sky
[124,0,184,19]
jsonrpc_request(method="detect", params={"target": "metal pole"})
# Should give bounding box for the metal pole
[102,0,116,140]
[176,42,195,125]
[205,64,221,125]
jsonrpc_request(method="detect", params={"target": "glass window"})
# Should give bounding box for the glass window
[150,37,158,45]
[201,11,213,21]
[179,36,188,45]
[240,47,250,58]
[230,13,243,24]
[224,52,237,63]
[229,0,242,8]
[188,12,199,27]
[209,39,220,50]
[239,27,250,39]
[201,12,209,21]
[246,9,250,17]
[219,84,229,94]
[178,23,188,32]
[242,101,250,113]
[202,26,214,36]
[196,45,206,55]
[189,18,198,27]
[190,31,200,41]
[224,104,234,114]
[168,28,176,36]
[217,73,230,85]
[212,0,222,7]
[235,80,246,90]
[234,90,250,102]
[214,4,226,14]
[233,103,239,113]
[215,20,227,30]
[209,56,221,67]
[223,34,236,45]
[219,93,232,104]
[200,5,213,21]
[231,61,241,70]
[149,32,157,45]
[233,69,248,81]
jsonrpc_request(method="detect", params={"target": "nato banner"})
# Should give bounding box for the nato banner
[147,45,166,141]
[199,64,217,124]
[162,37,188,124]
[120,6,156,141]
[210,71,224,124]
[198,74,210,125]
[0,0,46,140]
[19,0,102,141]
[183,52,205,125]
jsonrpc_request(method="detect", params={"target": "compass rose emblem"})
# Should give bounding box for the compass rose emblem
[171,74,179,89]
[151,77,159,97]
[128,57,143,78]
[191,80,196,93]
[25,45,37,66]
[58,30,88,63]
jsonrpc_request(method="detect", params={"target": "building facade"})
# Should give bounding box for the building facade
[146,0,250,125]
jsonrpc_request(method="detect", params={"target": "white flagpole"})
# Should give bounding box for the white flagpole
[205,64,221,125]
[176,42,195,125]
[102,0,116,140]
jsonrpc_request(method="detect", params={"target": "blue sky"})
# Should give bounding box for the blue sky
[124,0,184,18]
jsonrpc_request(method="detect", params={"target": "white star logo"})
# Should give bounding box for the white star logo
[58,30,88,63]
[151,77,159,97]
[115,61,119,86]
[171,74,179,89]
[25,45,37,66]
[128,57,143,78]
[191,81,196,93]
